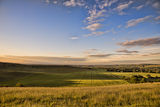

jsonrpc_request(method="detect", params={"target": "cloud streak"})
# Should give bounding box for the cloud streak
[126,15,152,28]
[108,59,160,64]
[63,0,85,7]
[152,0,160,9]
[118,37,160,47]
[134,5,144,10]
[87,54,112,58]
[155,16,160,20]
[70,36,79,40]
[84,23,102,31]
[0,55,87,65]
[115,1,133,15]
[116,49,139,53]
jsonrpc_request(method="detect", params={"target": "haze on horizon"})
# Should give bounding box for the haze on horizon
[0,0,160,65]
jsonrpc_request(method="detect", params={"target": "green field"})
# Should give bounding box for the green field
[1,63,160,87]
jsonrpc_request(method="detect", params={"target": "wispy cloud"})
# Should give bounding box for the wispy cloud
[0,55,87,65]
[134,5,144,10]
[152,0,160,9]
[118,37,160,47]
[115,1,133,15]
[142,52,160,56]
[87,54,112,58]
[70,36,79,40]
[108,59,160,64]
[53,0,58,4]
[86,9,106,24]
[63,0,85,7]
[84,23,102,31]
[84,28,116,37]
[116,49,139,53]
[84,0,119,35]
[155,16,160,20]
[126,15,152,28]
[84,31,105,37]
[45,0,50,4]
[98,0,118,9]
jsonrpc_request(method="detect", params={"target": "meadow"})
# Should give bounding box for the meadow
[0,62,160,87]
[0,62,160,106]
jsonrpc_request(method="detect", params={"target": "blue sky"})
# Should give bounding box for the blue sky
[0,0,160,64]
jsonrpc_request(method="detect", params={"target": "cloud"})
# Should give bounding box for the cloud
[116,49,139,53]
[116,1,133,11]
[118,37,160,47]
[86,0,119,24]
[88,54,112,58]
[83,0,119,34]
[0,55,87,65]
[155,16,160,20]
[63,0,85,7]
[115,1,133,15]
[134,5,144,10]
[126,15,152,28]
[108,59,160,64]
[53,0,58,4]
[152,0,160,9]
[84,23,102,31]
[70,36,79,40]
[87,52,148,59]
[84,31,105,37]
[142,52,160,56]
[98,0,118,9]
[144,0,160,13]
[87,9,106,24]
[84,49,114,58]
[117,25,122,28]
[45,0,50,4]
[84,28,116,37]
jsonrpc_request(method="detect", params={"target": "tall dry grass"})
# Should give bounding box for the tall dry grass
[0,83,160,107]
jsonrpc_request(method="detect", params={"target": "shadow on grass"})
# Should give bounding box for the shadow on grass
[0,69,123,87]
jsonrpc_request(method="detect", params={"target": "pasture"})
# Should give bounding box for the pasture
[0,63,160,87]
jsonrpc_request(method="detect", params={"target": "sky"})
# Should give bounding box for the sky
[0,0,160,65]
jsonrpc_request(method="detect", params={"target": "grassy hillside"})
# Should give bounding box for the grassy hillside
[0,83,160,107]
[0,62,160,87]
[0,62,160,106]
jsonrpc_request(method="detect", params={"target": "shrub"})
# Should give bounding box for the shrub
[16,83,24,87]
[130,76,139,83]
[140,78,146,83]
[146,74,152,78]
[0,84,9,87]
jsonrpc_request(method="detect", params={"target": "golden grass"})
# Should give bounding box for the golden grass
[0,83,160,107]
